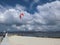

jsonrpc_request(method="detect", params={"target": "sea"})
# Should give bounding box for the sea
[0,31,60,45]
[0,31,60,38]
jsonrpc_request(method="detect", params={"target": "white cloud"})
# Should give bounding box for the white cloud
[24,0,39,3]
[30,0,40,10]
[33,0,40,3]
[36,1,60,31]
[0,1,60,31]
[0,15,5,23]
[23,0,29,2]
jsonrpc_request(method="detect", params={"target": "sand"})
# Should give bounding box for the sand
[0,36,3,43]
[8,35,60,45]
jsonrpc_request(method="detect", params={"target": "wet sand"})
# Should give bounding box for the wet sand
[8,35,60,45]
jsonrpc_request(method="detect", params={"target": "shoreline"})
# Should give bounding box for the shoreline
[8,35,60,45]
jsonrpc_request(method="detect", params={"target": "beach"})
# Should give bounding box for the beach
[7,35,60,45]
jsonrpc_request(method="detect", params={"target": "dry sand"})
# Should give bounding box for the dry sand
[8,35,60,45]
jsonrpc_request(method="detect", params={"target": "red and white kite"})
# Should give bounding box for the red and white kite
[20,13,24,19]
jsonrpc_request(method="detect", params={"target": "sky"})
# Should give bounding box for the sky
[0,0,60,32]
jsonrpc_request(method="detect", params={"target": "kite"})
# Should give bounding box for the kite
[20,13,24,19]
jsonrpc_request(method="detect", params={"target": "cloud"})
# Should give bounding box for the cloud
[33,0,40,3]
[24,0,39,3]
[36,1,60,31]
[30,0,40,10]
[0,1,60,31]
[23,0,29,2]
